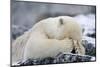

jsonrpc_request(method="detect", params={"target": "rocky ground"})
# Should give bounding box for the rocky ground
[13,52,95,66]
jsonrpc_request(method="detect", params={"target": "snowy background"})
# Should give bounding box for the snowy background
[11,0,96,66]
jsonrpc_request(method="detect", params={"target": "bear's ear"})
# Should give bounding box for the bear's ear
[59,18,64,25]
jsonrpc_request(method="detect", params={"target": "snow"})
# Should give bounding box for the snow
[74,14,95,30]
[90,57,96,61]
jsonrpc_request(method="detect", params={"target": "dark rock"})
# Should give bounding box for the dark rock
[82,40,96,56]
[87,33,96,38]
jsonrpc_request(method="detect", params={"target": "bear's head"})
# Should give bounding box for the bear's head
[42,16,82,40]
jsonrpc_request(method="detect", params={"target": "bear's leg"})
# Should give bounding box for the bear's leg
[72,40,85,55]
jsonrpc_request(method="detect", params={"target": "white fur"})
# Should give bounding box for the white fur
[12,16,85,65]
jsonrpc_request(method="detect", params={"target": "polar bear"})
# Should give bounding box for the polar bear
[12,16,85,65]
